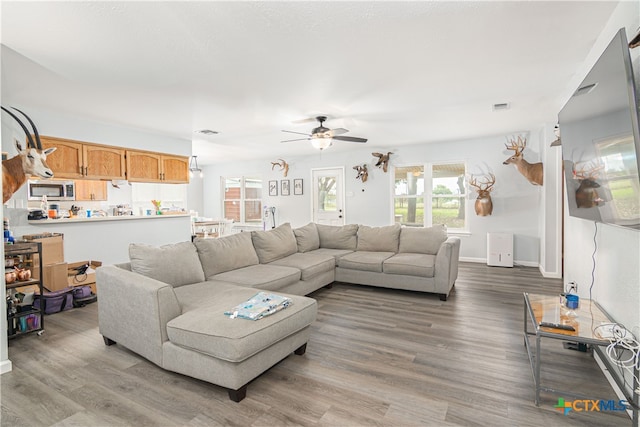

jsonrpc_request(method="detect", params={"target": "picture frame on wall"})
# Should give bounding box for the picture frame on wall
[269,180,278,196]
[281,179,290,196]
[294,178,303,195]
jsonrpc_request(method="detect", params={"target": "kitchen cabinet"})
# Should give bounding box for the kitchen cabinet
[75,180,108,201]
[5,242,44,339]
[126,150,189,183]
[41,136,126,180]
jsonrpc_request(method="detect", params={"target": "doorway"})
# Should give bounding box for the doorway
[311,167,345,225]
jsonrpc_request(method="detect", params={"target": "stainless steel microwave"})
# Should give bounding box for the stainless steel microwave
[27,180,75,201]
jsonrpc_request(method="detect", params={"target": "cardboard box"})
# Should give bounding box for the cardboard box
[67,261,102,294]
[22,233,64,266]
[42,262,69,292]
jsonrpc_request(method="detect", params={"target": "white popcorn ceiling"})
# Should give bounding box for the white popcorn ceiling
[1,1,620,164]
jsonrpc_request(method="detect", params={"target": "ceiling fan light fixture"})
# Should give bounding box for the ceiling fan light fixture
[311,138,333,151]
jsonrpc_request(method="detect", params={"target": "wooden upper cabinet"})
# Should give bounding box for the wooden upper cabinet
[126,150,162,182]
[40,137,84,179]
[126,151,189,183]
[39,136,125,180]
[83,145,126,180]
[75,180,108,201]
[161,155,189,183]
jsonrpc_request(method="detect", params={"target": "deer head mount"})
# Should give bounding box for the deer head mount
[572,161,605,208]
[503,136,543,186]
[468,173,496,216]
[270,159,289,177]
[353,164,368,182]
[2,107,56,203]
[372,152,392,173]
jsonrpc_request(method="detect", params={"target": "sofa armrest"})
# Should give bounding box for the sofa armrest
[434,237,461,295]
[97,265,182,367]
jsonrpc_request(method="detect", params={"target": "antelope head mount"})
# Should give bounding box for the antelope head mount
[353,164,368,182]
[2,107,56,203]
[271,158,289,177]
[572,161,605,208]
[468,173,496,216]
[503,136,543,186]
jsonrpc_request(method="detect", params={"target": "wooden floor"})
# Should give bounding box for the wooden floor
[1,263,630,426]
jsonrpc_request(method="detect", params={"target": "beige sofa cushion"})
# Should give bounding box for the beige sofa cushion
[129,242,205,288]
[211,264,301,292]
[167,282,317,363]
[398,224,447,255]
[316,224,358,250]
[383,253,436,277]
[194,232,259,278]
[357,224,401,252]
[269,253,336,281]
[337,251,395,273]
[252,223,298,264]
[293,222,320,253]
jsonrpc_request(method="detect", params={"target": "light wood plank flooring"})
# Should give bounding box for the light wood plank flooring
[1,263,630,426]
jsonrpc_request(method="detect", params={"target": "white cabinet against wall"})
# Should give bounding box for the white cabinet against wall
[487,232,513,267]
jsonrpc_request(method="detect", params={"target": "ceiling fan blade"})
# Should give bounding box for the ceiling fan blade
[281,137,310,143]
[328,128,349,136]
[333,136,368,143]
[282,130,312,136]
[292,115,331,124]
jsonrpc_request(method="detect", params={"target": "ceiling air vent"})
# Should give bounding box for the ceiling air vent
[573,83,597,97]
[195,129,219,135]
[492,102,510,111]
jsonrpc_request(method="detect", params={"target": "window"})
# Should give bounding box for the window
[430,163,466,231]
[394,162,466,231]
[394,166,425,226]
[222,176,262,224]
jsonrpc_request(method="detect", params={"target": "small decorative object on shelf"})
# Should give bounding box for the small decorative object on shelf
[151,199,162,215]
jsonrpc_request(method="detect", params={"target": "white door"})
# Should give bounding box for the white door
[312,167,345,225]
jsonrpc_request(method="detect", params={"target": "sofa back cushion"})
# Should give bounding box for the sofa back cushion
[129,242,205,287]
[194,232,259,278]
[398,224,447,255]
[357,224,401,252]
[251,222,298,263]
[293,222,320,253]
[316,224,358,250]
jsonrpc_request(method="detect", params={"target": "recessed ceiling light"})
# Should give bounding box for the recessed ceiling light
[195,129,219,135]
[492,102,510,111]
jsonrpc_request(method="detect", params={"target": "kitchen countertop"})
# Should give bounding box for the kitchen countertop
[28,213,191,225]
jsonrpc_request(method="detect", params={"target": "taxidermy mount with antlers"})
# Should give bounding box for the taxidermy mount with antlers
[2,107,56,204]
[468,173,496,216]
[271,159,289,177]
[353,164,368,182]
[372,152,392,173]
[503,136,543,186]
[573,161,605,208]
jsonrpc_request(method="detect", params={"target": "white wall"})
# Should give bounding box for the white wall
[203,131,547,267]
[563,2,640,340]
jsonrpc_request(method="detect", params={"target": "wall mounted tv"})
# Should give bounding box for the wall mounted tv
[559,28,640,230]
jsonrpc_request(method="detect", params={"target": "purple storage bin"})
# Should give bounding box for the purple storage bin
[34,287,74,315]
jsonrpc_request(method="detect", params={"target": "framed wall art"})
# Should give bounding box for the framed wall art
[269,180,278,196]
[281,179,290,196]
[294,178,303,195]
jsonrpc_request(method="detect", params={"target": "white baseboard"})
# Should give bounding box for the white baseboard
[460,257,539,268]
[0,359,13,375]
[539,265,562,279]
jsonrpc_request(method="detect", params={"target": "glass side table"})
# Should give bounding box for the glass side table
[523,292,639,425]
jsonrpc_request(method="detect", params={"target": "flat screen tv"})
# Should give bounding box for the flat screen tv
[559,28,640,230]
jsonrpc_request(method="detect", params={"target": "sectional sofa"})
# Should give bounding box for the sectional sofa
[97,222,460,401]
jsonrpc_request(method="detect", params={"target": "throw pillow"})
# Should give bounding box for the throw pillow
[316,223,358,250]
[357,224,401,252]
[129,241,205,287]
[398,224,447,255]
[194,232,259,278]
[251,222,298,263]
[293,222,320,253]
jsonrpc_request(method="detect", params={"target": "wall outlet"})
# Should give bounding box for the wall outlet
[567,281,578,293]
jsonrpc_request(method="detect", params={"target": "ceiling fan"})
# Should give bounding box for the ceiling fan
[281,116,367,150]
